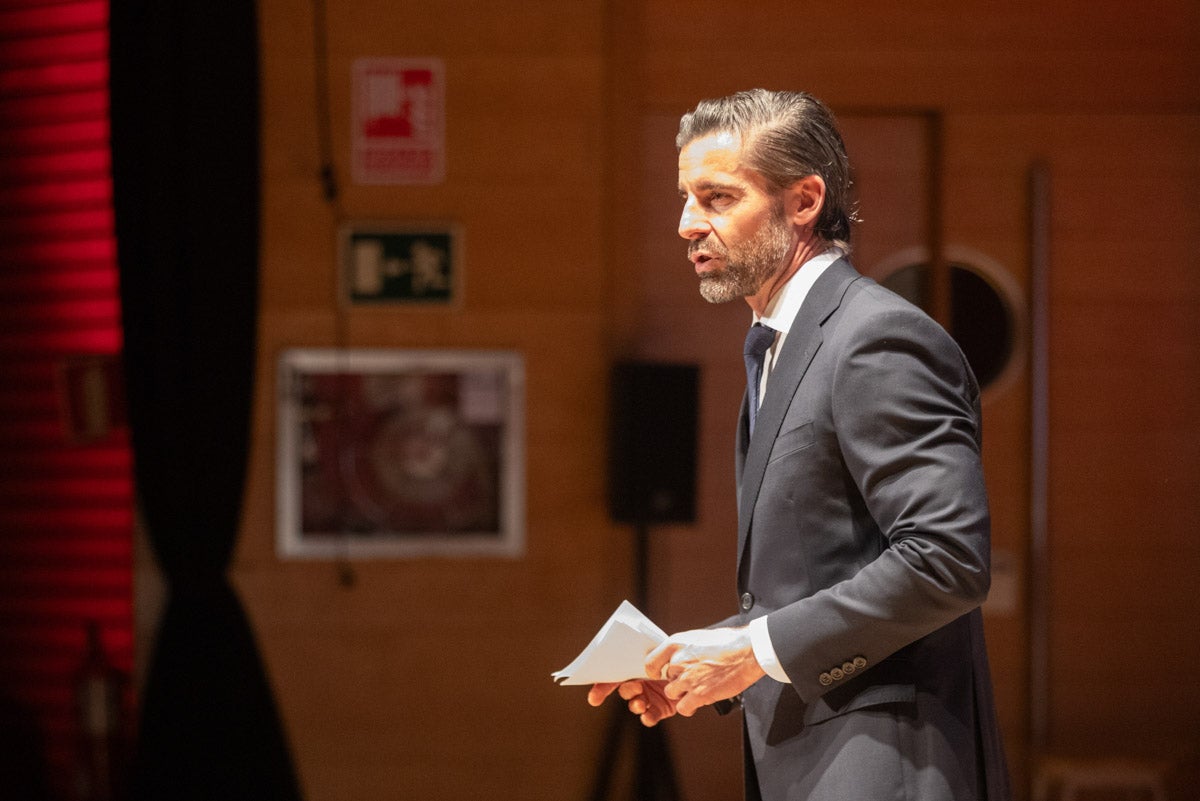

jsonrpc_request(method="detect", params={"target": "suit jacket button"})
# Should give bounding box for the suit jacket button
[739,592,754,611]
[819,672,833,686]
[852,656,868,670]
[830,667,845,681]
[842,661,856,675]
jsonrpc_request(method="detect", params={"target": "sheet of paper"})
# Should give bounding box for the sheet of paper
[552,600,667,685]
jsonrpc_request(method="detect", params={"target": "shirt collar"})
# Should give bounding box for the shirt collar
[755,248,844,334]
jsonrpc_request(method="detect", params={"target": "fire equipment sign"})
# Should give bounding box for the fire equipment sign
[352,58,445,185]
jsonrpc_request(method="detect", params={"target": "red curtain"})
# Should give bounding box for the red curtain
[0,1,135,798]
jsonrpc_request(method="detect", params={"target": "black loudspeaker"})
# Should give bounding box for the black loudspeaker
[608,362,699,525]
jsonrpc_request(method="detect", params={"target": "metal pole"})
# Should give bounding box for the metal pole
[926,112,950,329]
[1027,161,1052,755]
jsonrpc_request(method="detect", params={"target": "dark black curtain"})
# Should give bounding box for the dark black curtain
[110,2,302,798]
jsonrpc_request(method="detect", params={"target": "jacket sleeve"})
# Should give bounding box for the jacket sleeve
[765,295,992,704]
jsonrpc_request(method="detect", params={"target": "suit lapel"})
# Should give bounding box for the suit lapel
[735,392,750,507]
[736,258,861,571]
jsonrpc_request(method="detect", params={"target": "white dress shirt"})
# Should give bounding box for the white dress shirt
[747,248,843,684]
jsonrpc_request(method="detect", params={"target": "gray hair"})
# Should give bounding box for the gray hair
[677,89,856,247]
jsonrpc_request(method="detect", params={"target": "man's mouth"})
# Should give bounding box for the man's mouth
[691,251,721,275]
[690,244,719,265]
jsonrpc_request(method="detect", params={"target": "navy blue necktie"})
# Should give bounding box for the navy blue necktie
[744,323,776,437]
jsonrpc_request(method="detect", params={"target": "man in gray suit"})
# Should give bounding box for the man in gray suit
[589,89,1010,800]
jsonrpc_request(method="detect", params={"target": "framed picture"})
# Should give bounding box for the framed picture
[340,222,462,307]
[276,348,524,558]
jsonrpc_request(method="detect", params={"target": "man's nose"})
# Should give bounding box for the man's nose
[678,202,709,240]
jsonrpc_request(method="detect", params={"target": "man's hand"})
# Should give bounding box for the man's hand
[644,627,766,717]
[588,679,677,727]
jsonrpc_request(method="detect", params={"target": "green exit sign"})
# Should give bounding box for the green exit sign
[342,224,460,305]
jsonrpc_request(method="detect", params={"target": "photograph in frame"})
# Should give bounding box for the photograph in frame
[276,348,524,558]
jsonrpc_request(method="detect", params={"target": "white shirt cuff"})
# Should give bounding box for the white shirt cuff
[749,615,791,683]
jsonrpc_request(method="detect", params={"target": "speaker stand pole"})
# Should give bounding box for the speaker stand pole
[587,521,682,801]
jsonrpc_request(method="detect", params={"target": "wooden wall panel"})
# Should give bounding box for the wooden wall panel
[243,1,620,800]
[227,0,1200,799]
[1035,115,1200,758]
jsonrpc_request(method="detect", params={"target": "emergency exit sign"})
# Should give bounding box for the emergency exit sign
[342,225,460,305]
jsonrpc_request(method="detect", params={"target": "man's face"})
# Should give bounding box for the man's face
[677,132,794,304]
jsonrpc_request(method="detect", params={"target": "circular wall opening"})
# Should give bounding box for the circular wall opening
[880,261,1017,390]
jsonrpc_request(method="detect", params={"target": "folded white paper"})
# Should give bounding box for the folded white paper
[552,600,667,685]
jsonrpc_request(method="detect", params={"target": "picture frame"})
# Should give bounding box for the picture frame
[276,348,524,559]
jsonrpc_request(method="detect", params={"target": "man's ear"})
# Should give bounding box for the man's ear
[785,174,826,228]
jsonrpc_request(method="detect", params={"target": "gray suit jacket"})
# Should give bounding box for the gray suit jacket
[729,259,1010,801]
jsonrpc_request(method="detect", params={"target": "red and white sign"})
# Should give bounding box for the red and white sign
[352,58,445,185]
